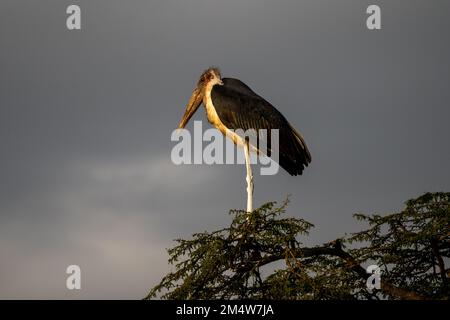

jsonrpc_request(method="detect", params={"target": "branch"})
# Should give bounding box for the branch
[431,238,448,284]
[250,242,427,300]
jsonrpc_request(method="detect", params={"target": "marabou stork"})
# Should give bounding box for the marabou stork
[177,67,311,212]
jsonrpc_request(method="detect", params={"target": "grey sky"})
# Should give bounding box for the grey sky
[1,0,449,298]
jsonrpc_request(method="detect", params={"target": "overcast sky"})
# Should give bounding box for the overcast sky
[1,0,449,299]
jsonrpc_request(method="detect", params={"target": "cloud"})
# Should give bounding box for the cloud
[0,154,223,299]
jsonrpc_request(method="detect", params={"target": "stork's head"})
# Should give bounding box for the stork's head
[178,67,223,129]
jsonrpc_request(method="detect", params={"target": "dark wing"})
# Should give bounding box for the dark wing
[211,78,311,176]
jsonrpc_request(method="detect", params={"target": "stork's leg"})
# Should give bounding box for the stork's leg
[244,139,253,213]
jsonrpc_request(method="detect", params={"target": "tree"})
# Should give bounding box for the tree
[146,192,449,300]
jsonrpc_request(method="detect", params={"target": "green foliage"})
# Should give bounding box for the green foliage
[147,200,313,299]
[349,192,450,299]
[146,193,450,300]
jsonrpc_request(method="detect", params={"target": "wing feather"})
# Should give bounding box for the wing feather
[211,78,311,176]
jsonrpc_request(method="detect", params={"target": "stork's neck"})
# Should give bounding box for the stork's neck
[203,79,223,106]
[202,79,224,129]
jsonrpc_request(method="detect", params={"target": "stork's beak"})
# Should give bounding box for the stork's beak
[177,87,203,129]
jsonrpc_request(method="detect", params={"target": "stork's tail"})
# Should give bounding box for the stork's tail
[278,125,311,176]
